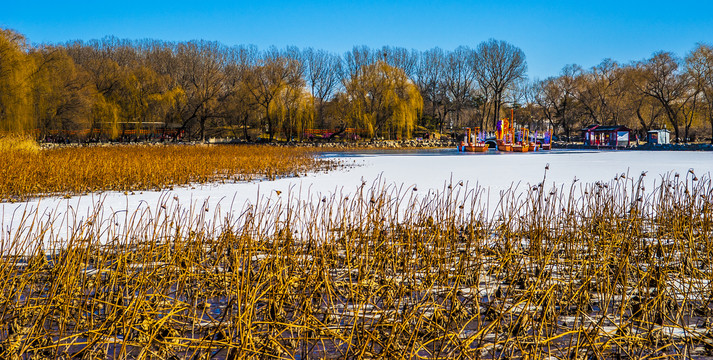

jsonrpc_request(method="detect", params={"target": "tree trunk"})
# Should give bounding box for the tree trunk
[636,108,648,133]
[242,114,249,141]
[265,109,274,142]
[664,107,680,143]
[200,116,206,143]
[317,99,325,129]
[455,105,460,129]
[492,93,502,131]
[483,102,492,132]
[565,125,571,142]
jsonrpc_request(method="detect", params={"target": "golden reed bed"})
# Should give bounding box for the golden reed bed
[0,137,330,202]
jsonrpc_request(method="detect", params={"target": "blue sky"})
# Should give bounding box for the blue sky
[2,1,712,79]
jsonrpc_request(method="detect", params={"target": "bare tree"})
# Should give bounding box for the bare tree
[534,78,561,136]
[686,43,713,143]
[507,79,538,127]
[639,52,695,143]
[245,47,303,141]
[575,59,628,125]
[304,48,342,128]
[175,40,227,142]
[415,47,450,132]
[443,46,476,129]
[382,46,419,79]
[474,39,527,129]
[621,65,666,135]
[534,65,581,141]
[344,46,375,80]
[556,65,583,141]
[221,45,258,140]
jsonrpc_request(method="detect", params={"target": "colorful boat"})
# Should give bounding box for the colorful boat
[540,128,553,150]
[464,143,488,152]
[512,144,527,152]
[466,109,553,153]
[511,127,530,152]
[496,114,514,152]
[458,127,489,152]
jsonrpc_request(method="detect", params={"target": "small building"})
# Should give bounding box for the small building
[647,129,671,145]
[582,125,633,147]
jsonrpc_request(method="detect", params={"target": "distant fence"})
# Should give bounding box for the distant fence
[303,128,370,139]
[1,128,183,138]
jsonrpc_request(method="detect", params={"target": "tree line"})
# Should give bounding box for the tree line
[1,27,712,143]
[533,49,713,143]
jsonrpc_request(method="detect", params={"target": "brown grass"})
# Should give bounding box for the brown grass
[0,142,331,202]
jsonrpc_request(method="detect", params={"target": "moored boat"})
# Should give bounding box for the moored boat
[458,127,490,152]
[464,144,489,152]
[512,144,527,152]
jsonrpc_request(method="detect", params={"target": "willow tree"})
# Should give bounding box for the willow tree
[118,64,185,139]
[686,43,713,144]
[0,28,35,133]
[273,86,314,141]
[343,61,422,139]
[245,48,303,141]
[65,44,127,139]
[91,93,121,139]
[30,46,94,136]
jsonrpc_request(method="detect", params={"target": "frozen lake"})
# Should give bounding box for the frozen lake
[2,149,712,241]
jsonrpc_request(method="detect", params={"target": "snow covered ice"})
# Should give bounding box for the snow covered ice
[2,149,712,243]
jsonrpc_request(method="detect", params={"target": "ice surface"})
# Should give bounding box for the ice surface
[2,149,711,242]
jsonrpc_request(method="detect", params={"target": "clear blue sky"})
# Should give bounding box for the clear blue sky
[2,0,712,79]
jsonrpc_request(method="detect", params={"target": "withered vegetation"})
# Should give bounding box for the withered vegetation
[0,139,330,202]
[1,170,712,359]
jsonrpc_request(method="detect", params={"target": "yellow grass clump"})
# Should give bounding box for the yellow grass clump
[0,144,331,202]
[0,170,712,359]
[0,135,40,154]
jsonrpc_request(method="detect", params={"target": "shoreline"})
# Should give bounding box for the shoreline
[38,139,713,151]
[553,142,713,151]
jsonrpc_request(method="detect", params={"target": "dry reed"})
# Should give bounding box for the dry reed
[1,169,712,359]
[0,143,331,202]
